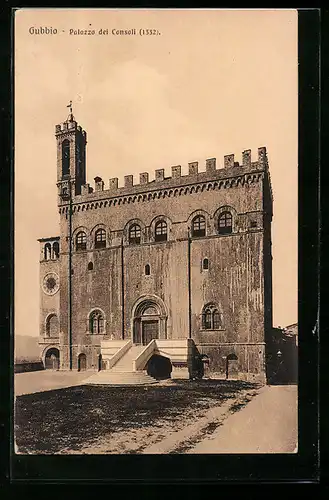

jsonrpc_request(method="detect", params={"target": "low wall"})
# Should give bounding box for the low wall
[14,361,44,373]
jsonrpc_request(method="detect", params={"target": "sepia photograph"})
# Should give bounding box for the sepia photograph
[14,8,298,456]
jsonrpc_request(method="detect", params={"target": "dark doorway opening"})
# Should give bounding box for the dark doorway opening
[45,348,60,370]
[98,354,102,371]
[78,353,87,371]
[146,354,172,379]
[226,353,238,379]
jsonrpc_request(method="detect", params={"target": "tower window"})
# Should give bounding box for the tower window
[52,242,60,259]
[145,264,151,275]
[129,224,141,245]
[44,243,51,261]
[76,231,87,251]
[202,304,223,330]
[89,310,104,334]
[62,139,70,177]
[218,212,232,234]
[88,262,93,271]
[155,220,167,242]
[46,314,59,337]
[95,228,106,249]
[192,215,206,238]
[203,258,209,270]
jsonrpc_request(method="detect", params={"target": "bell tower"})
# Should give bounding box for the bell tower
[55,102,87,199]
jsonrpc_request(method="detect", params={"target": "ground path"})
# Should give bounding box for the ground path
[186,385,297,453]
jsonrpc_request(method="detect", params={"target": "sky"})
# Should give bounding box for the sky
[15,9,298,337]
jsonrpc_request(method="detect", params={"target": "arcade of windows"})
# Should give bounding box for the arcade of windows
[44,241,60,260]
[87,304,223,335]
[74,211,234,251]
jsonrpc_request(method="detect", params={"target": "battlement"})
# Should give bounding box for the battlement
[55,119,87,141]
[69,147,268,202]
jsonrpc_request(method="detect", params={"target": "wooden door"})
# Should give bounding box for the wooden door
[78,353,87,371]
[142,320,159,345]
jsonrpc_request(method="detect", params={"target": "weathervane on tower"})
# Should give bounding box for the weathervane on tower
[67,100,74,121]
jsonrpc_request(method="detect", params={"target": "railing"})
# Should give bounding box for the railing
[133,339,157,371]
[105,340,132,369]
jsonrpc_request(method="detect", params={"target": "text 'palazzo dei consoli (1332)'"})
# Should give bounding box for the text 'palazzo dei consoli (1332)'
[38,107,273,383]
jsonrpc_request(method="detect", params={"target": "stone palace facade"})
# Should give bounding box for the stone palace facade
[38,110,273,382]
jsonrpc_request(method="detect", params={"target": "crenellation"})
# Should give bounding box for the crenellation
[94,176,104,192]
[155,169,165,182]
[140,172,149,185]
[224,154,234,169]
[206,158,216,173]
[124,175,133,187]
[59,148,267,208]
[171,165,181,178]
[258,146,267,165]
[81,184,90,196]
[242,149,251,168]
[109,178,118,190]
[188,161,198,175]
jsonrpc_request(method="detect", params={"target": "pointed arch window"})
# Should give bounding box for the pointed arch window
[62,139,70,177]
[192,215,206,238]
[203,258,209,270]
[76,231,87,251]
[145,264,151,275]
[218,211,232,234]
[202,304,223,330]
[89,310,105,334]
[129,224,141,245]
[155,220,168,242]
[95,228,106,249]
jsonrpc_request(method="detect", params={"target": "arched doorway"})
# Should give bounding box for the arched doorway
[146,355,172,379]
[45,348,60,370]
[98,354,103,371]
[133,299,166,345]
[78,353,87,371]
[226,353,238,379]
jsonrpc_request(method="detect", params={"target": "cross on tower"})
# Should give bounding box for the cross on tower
[67,100,73,115]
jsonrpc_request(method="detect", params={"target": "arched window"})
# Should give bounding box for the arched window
[62,139,70,177]
[218,211,232,234]
[129,224,141,245]
[155,220,167,242]
[44,243,51,261]
[76,231,87,251]
[89,310,105,334]
[52,241,60,259]
[46,314,59,337]
[145,264,151,275]
[203,258,209,270]
[88,262,93,271]
[192,215,206,238]
[202,304,222,330]
[95,228,106,249]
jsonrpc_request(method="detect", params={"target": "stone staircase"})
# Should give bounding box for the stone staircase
[111,345,144,372]
[84,345,158,386]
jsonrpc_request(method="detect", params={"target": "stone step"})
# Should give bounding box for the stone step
[111,346,145,371]
[84,370,158,386]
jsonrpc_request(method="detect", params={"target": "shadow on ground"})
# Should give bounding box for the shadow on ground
[15,379,259,454]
